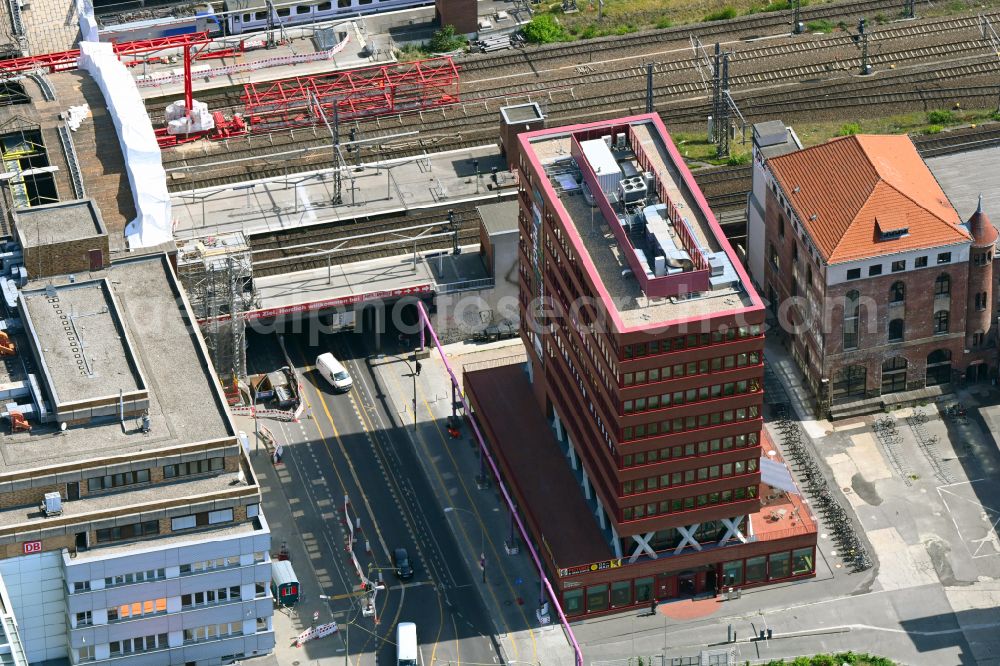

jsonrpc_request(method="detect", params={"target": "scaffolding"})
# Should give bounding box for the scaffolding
[241,57,461,132]
[176,233,259,385]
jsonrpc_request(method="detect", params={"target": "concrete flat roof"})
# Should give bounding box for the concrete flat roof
[0,473,235,531]
[15,199,106,247]
[478,199,518,236]
[925,145,1000,222]
[169,146,512,239]
[0,255,234,474]
[523,116,757,329]
[21,279,144,406]
[501,103,544,124]
[67,517,264,561]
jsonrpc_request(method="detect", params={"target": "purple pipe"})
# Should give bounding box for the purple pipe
[417,302,584,666]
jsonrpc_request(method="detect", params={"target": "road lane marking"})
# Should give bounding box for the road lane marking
[380,364,534,662]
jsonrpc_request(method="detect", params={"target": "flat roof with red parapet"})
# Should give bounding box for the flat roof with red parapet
[465,363,612,568]
[518,113,763,332]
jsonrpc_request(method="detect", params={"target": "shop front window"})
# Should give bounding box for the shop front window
[563,589,584,616]
[610,581,632,608]
[587,584,609,612]
[634,577,653,603]
[792,547,814,575]
[722,560,743,586]
[769,551,791,579]
[745,556,767,583]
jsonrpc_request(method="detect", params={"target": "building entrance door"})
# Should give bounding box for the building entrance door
[678,571,696,596]
[705,569,717,594]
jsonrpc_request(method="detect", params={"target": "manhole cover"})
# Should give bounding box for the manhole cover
[843,487,852,493]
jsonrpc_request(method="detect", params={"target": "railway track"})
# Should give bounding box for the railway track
[161,10,999,191]
[244,118,1000,272]
[248,200,490,276]
[456,0,911,73]
[692,122,1000,218]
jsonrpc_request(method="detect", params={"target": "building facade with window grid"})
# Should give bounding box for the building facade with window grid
[466,114,817,618]
[0,256,274,665]
[752,133,997,414]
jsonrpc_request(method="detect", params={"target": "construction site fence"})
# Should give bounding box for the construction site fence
[135,34,350,89]
[230,405,298,422]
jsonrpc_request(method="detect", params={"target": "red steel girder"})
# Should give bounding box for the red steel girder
[0,32,211,75]
[240,56,460,130]
[111,31,211,57]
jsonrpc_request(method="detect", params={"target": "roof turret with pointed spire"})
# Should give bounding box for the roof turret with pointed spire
[968,194,998,247]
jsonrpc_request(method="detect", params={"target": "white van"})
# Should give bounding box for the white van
[316,352,353,392]
[396,622,417,666]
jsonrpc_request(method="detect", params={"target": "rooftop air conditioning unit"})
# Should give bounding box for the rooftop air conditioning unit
[603,135,613,148]
[616,133,627,150]
[44,492,62,516]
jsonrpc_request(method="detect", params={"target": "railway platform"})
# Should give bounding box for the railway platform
[133,19,396,104]
[169,144,512,239]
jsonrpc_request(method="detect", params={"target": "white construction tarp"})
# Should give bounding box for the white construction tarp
[76,0,172,248]
[760,456,800,495]
[76,0,100,44]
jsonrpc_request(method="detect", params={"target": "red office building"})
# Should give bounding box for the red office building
[465,114,817,617]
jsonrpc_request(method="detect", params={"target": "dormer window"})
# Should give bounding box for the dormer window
[876,215,908,241]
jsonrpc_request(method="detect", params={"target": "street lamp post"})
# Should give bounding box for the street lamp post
[444,506,485,583]
[319,595,350,666]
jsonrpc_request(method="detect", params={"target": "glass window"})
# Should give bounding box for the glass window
[745,556,767,582]
[792,547,814,575]
[722,560,743,586]
[846,268,861,280]
[586,584,608,612]
[868,264,882,277]
[610,581,632,607]
[916,256,928,268]
[937,252,952,264]
[564,589,584,616]
[769,551,791,579]
[934,273,950,295]
[634,577,653,603]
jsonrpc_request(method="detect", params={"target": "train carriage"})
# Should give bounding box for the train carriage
[224,0,432,34]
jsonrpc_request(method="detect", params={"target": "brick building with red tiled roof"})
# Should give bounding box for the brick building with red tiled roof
[748,132,997,416]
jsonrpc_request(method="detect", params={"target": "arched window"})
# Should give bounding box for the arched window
[933,310,949,334]
[843,290,860,349]
[889,281,905,303]
[845,290,860,318]
[881,357,908,394]
[926,349,952,386]
[888,318,904,342]
[934,273,950,296]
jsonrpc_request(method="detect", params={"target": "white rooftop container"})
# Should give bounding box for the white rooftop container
[579,138,622,195]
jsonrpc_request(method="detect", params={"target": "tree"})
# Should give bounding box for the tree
[522,14,569,44]
[429,24,466,53]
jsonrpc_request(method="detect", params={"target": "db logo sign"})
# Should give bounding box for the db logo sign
[22,541,41,555]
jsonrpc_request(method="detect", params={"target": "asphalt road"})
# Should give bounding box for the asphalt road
[248,328,498,666]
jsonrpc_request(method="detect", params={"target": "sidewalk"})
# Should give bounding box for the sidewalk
[369,337,575,666]
[235,413,351,665]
